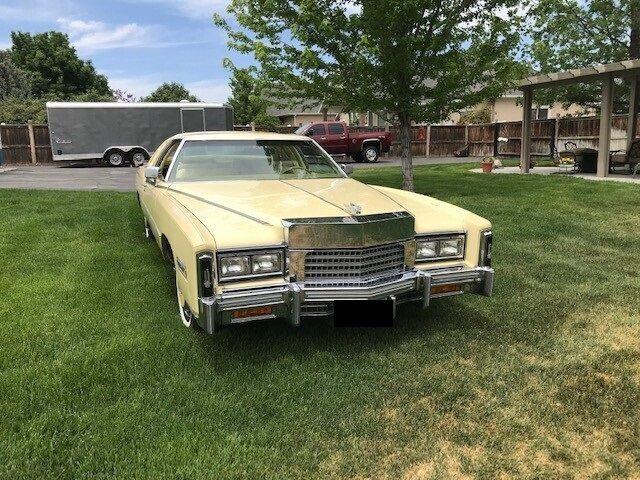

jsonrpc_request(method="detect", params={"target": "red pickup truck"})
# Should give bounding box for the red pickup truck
[295,121,393,163]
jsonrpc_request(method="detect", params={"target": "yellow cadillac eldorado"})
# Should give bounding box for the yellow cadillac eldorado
[136,131,494,333]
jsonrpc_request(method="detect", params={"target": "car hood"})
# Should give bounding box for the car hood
[166,178,479,249]
[168,178,404,224]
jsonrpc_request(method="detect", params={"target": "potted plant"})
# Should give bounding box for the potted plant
[481,156,494,173]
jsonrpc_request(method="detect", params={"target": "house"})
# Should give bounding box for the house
[267,101,348,126]
[446,91,589,124]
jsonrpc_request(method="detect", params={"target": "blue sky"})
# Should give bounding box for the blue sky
[0,0,251,101]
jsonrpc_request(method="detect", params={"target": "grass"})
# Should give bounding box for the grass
[1,164,639,479]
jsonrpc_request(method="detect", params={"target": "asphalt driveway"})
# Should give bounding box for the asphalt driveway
[0,156,480,191]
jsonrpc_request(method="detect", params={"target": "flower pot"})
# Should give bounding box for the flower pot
[481,162,493,173]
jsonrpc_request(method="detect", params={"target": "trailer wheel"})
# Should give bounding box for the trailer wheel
[129,150,147,167]
[363,145,379,163]
[105,150,125,167]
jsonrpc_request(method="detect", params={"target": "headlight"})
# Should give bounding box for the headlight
[218,249,285,280]
[251,253,282,274]
[416,234,465,261]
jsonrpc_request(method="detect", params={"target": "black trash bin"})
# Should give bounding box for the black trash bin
[559,148,598,173]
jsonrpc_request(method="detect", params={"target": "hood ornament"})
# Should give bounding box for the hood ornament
[345,202,362,216]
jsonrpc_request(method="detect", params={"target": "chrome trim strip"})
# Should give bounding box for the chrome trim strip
[168,187,272,226]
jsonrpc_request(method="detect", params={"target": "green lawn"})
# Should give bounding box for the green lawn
[1,164,639,479]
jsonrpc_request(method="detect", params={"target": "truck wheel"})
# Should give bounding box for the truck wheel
[363,145,379,163]
[105,151,125,167]
[129,151,147,167]
[351,153,364,163]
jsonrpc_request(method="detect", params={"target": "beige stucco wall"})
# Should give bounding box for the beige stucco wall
[280,113,349,126]
[492,97,588,122]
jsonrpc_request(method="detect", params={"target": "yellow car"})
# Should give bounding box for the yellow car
[136,131,494,333]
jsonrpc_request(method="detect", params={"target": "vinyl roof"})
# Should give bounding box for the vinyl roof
[519,60,640,89]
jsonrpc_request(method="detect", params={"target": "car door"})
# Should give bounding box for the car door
[324,122,348,154]
[305,123,327,148]
[142,139,182,237]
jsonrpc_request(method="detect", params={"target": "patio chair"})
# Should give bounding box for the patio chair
[609,138,640,175]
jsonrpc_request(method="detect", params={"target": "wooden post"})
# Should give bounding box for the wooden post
[425,124,431,157]
[250,122,256,132]
[27,122,37,165]
[520,88,533,173]
[493,122,500,157]
[627,76,639,149]
[597,77,614,177]
[553,114,560,154]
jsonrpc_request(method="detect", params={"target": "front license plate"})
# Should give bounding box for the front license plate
[334,300,394,327]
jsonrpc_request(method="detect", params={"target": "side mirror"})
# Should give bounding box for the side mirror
[340,163,353,175]
[144,166,160,184]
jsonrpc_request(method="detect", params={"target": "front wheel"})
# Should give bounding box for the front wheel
[363,145,379,163]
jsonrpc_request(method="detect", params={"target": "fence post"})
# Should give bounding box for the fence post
[28,122,37,165]
[493,122,500,157]
[250,122,256,132]
[425,125,431,157]
[552,115,560,157]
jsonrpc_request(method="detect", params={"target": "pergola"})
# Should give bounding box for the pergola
[519,60,640,176]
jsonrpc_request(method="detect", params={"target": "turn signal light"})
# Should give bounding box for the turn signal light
[431,284,462,295]
[232,306,273,319]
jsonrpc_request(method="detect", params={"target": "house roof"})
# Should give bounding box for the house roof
[519,60,640,89]
[267,100,343,117]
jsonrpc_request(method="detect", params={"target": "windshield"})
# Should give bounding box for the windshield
[167,139,344,182]
[294,124,310,135]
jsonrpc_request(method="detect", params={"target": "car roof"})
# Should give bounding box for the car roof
[169,131,305,142]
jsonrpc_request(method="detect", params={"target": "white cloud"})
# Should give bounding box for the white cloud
[0,0,75,22]
[57,17,158,53]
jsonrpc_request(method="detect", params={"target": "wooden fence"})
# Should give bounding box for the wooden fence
[2,116,639,164]
[0,124,52,164]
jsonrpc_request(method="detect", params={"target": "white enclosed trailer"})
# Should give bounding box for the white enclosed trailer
[46,102,234,166]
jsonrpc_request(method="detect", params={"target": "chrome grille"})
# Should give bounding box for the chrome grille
[304,243,405,288]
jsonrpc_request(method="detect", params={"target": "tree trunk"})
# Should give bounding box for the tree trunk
[631,0,640,59]
[399,111,414,191]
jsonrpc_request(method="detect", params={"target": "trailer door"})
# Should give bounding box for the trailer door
[181,108,205,132]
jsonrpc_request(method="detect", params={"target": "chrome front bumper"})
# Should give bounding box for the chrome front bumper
[198,267,494,333]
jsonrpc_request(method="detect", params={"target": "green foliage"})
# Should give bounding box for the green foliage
[527,0,639,111]
[215,0,525,189]
[10,31,111,99]
[225,61,279,125]
[142,82,199,102]
[0,98,47,123]
[458,103,493,124]
[0,50,32,101]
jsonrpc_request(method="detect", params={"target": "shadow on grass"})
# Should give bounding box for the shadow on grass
[190,298,498,370]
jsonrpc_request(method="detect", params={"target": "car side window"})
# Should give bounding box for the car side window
[328,123,344,135]
[157,141,181,179]
[308,124,326,136]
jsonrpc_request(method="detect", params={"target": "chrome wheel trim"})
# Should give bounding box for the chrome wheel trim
[108,152,123,166]
[132,152,145,166]
[365,147,378,162]
[177,284,193,328]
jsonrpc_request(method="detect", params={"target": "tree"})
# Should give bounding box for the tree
[225,61,279,126]
[458,104,493,124]
[143,82,199,102]
[0,98,47,123]
[10,31,111,99]
[527,0,640,112]
[215,0,523,190]
[0,50,32,101]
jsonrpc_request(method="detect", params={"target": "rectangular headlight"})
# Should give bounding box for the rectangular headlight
[217,249,285,280]
[416,234,465,261]
[252,253,282,274]
[219,255,251,277]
